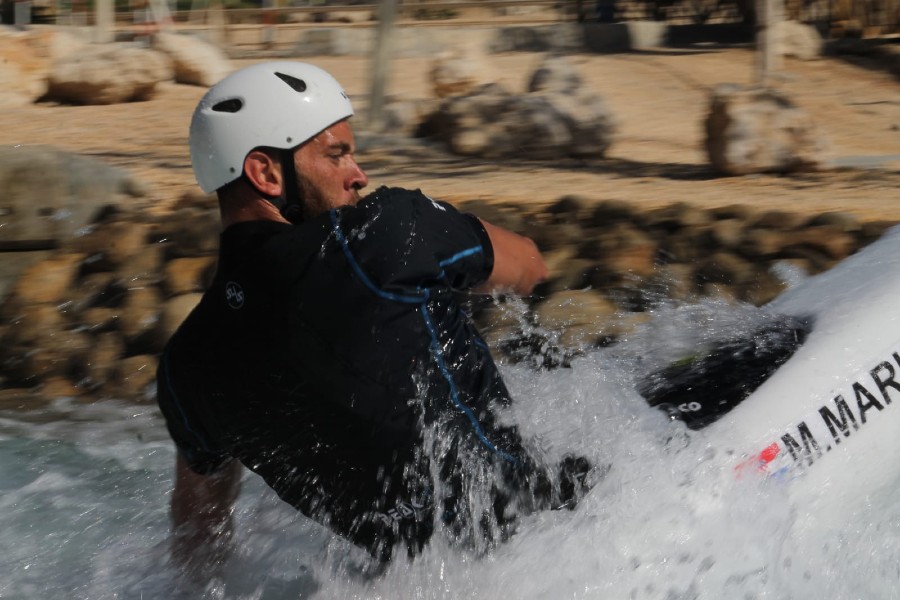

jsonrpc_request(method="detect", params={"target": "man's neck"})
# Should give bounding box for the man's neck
[219,196,290,230]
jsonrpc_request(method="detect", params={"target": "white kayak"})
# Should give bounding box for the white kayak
[645,224,900,515]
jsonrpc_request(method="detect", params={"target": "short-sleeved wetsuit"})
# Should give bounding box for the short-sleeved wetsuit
[156,187,558,561]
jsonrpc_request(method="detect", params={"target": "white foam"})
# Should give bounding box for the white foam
[2,303,899,599]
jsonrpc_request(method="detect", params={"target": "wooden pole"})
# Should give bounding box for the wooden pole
[368,0,399,131]
[755,0,783,87]
[94,0,114,42]
[208,0,226,46]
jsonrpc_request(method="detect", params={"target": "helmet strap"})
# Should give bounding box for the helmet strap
[279,149,304,224]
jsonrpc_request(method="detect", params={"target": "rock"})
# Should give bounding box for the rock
[705,218,746,249]
[526,55,616,157]
[540,246,586,293]
[430,50,483,98]
[0,28,51,106]
[739,268,787,305]
[750,209,808,230]
[426,56,615,160]
[117,354,158,399]
[604,237,659,278]
[525,221,582,253]
[776,20,823,61]
[527,53,582,95]
[382,98,442,137]
[80,307,120,333]
[738,228,792,258]
[0,386,48,409]
[47,43,173,105]
[779,244,836,273]
[17,327,92,383]
[0,251,53,307]
[161,293,202,340]
[541,89,616,157]
[155,207,220,258]
[590,199,637,227]
[710,204,758,220]
[581,224,658,278]
[45,29,91,62]
[83,332,125,390]
[659,231,710,263]
[646,263,696,302]
[645,202,714,232]
[705,85,829,175]
[152,31,231,87]
[68,272,121,314]
[805,211,861,232]
[7,253,83,305]
[119,286,163,348]
[0,145,145,247]
[38,376,82,399]
[859,220,897,245]
[163,256,216,296]
[2,303,65,345]
[0,191,892,398]
[787,226,856,259]
[694,252,756,286]
[67,221,151,271]
[116,243,164,287]
[534,289,619,349]
[546,195,590,224]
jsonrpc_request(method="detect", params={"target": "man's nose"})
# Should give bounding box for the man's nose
[348,160,368,191]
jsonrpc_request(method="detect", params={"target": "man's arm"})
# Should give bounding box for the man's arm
[170,453,242,578]
[476,218,549,295]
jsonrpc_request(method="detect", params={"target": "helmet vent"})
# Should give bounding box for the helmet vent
[275,72,307,93]
[212,98,243,113]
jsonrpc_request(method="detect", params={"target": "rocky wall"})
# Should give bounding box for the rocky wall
[0,191,895,403]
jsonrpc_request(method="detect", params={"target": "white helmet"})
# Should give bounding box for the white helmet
[189,61,354,193]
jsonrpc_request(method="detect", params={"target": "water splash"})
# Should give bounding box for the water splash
[2,301,899,599]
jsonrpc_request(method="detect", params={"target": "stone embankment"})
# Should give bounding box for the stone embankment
[0,190,895,403]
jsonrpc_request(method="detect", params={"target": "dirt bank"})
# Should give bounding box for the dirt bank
[2,47,899,220]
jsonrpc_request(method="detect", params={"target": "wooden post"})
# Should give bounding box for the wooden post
[94,0,114,42]
[368,0,399,131]
[755,0,783,87]
[208,0,226,46]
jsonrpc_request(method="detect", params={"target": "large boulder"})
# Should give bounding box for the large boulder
[47,43,173,104]
[776,20,823,61]
[424,55,616,160]
[705,85,829,175]
[0,27,52,106]
[0,145,146,248]
[430,49,487,99]
[152,32,232,87]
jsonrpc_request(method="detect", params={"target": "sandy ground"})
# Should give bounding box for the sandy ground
[3,46,899,221]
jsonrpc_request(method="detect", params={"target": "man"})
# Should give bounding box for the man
[156,61,589,574]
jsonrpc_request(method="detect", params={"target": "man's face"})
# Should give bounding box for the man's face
[292,120,368,220]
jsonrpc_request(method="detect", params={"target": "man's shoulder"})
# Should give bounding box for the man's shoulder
[358,186,441,210]
[348,186,462,228]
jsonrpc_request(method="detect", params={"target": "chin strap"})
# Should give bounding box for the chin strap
[279,149,304,224]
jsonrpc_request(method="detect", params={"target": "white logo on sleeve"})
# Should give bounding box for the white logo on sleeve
[225,281,245,309]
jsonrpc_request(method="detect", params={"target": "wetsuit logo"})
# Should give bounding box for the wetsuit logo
[225,281,245,309]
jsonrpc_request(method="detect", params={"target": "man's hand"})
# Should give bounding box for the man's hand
[170,454,242,581]
[476,219,549,295]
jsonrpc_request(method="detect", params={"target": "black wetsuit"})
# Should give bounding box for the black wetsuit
[156,187,565,561]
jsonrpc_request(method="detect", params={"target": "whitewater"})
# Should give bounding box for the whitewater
[4,238,900,599]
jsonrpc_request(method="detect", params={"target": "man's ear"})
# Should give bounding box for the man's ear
[243,150,283,198]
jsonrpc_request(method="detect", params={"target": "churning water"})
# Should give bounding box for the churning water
[3,299,899,600]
